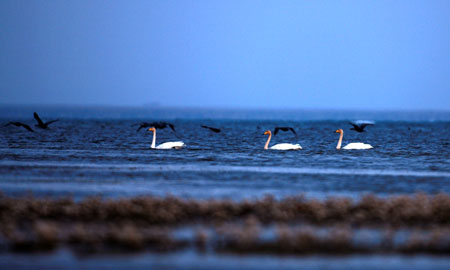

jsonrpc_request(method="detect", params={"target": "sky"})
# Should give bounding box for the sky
[1,0,449,110]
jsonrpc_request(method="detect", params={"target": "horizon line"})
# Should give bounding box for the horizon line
[0,103,449,113]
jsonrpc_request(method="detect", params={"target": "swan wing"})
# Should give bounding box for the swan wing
[156,141,185,149]
[270,143,302,150]
[343,143,373,150]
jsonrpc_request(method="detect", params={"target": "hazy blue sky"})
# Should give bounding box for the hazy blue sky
[1,1,449,110]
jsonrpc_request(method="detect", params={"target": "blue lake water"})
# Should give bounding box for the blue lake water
[0,106,449,200]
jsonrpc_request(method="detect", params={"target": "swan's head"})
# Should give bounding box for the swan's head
[148,127,156,132]
[335,129,343,133]
[264,130,271,135]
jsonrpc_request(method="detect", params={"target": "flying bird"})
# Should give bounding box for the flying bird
[4,122,34,132]
[34,112,58,129]
[274,127,297,137]
[201,125,221,133]
[349,121,374,132]
[137,122,175,132]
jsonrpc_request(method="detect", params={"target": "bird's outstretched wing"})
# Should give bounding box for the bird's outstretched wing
[45,119,59,126]
[349,121,374,132]
[22,124,34,132]
[5,122,34,132]
[137,122,149,132]
[167,123,176,132]
[152,122,175,131]
[359,123,369,129]
[136,122,176,132]
[33,112,45,126]
[274,126,297,136]
[349,122,360,130]
[201,125,221,133]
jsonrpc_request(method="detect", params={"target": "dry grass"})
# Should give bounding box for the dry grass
[215,224,450,255]
[1,193,449,226]
[0,192,449,254]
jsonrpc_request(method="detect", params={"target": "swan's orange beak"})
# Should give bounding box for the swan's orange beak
[335,129,342,133]
[148,127,155,132]
[264,130,270,135]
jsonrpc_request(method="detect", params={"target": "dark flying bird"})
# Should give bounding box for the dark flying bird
[201,125,221,133]
[274,126,297,137]
[349,121,375,132]
[34,112,58,129]
[137,122,175,132]
[4,122,34,132]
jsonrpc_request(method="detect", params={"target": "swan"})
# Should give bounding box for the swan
[335,129,373,150]
[148,127,185,149]
[264,130,302,150]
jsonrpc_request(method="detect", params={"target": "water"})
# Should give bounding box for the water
[0,106,449,199]
[1,106,449,269]
[1,250,450,270]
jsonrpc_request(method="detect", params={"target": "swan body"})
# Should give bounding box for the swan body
[148,127,185,149]
[154,141,185,149]
[335,129,372,150]
[269,143,302,150]
[342,142,373,150]
[264,130,302,150]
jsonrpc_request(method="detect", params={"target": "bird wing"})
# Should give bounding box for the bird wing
[359,123,368,129]
[201,125,221,133]
[5,122,33,132]
[34,112,45,126]
[152,122,164,129]
[356,123,373,130]
[44,119,59,126]
[349,122,359,129]
[143,122,175,131]
[167,123,176,132]
[136,123,148,132]
[287,127,297,136]
[274,127,297,136]
[22,123,34,132]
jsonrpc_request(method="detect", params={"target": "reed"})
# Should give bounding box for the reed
[0,192,449,254]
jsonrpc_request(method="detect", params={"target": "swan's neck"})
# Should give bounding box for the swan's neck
[151,130,156,148]
[336,131,343,150]
[264,133,271,149]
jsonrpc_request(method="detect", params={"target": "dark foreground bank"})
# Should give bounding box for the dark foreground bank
[0,192,449,255]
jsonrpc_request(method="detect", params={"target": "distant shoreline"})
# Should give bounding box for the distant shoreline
[0,104,449,121]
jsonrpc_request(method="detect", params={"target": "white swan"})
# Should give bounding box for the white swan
[148,127,185,149]
[335,129,372,150]
[264,130,302,150]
